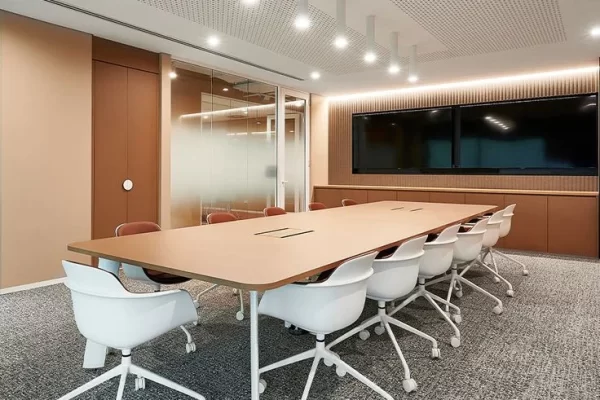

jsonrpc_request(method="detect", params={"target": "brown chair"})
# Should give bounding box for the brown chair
[341,199,358,207]
[207,212,238,224]
[205,212,246,320]
[116,222,190,286]
[308,202,327,211]
[264,206,287,216]
[115,221,197,353]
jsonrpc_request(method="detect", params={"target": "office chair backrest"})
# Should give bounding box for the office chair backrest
[368,235,426,301]
[482,210,505,247]
[419,224,460,278]
[115,221,160,236]
[263,207,286,217]
[454,218,489,262]
[499,204,516,238]
[341,199,358,207]
[308,202,326,211]
[207,212,238,224]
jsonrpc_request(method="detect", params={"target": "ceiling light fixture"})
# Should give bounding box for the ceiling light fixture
[242,0,259,5]
[295,0,310,30]
[207,35,220,47]
[169,71,177,79]
[364,15,377,64]
[310,71,321,80]
[388,32,400,75]
[408,44,418,83]
[591,26,600,37]
[328,66,599,102]
[334,0,348,49]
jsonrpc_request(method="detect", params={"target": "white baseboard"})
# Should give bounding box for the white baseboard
[0,277,66,295]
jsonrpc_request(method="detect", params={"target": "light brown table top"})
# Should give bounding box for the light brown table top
[68,201,495,290]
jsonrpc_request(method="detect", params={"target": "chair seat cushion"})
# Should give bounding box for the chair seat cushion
[144,269,190,285]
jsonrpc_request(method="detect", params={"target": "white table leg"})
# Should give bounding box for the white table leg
[250,290,260,400]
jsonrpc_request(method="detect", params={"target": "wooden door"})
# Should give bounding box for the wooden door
[93,61,128,239]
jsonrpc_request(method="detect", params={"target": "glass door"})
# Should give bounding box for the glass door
[276,88,309,212]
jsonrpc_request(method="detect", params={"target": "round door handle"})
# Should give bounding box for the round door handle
[123,179,133,191]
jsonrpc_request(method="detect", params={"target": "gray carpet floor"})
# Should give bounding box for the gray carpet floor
[1,251,599,400]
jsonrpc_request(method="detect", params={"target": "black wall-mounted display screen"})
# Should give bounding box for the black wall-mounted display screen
[352,94,598,175]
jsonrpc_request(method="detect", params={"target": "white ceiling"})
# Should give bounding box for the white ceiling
[2,0,600,96]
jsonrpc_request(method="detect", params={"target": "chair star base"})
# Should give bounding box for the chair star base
[259,334,394,400]
[58,351,205,400]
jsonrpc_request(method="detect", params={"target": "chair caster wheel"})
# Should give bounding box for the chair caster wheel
[233,288,239,295]
[506,289,514,297]
[236,311,244,321]
[402,378,417,393]
[134,376,146,391]
[452,314,462,324]
[336,366,347,377]
[431,348,441,359]
[493,305,503,315]
[493,277,500,283]
[523,270,529,276]
[193,300,200,309]
[450,336,461,348]
[374,325,385,336]
[455,290,463,298]
[284,321,292,328]
[258,378,266,394]
[324,352,339,367]
[193,319,199,326]
[186,342,196,353]
[359,330,370,341]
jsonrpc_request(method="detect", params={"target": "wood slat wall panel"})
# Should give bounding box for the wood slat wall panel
[396,191,431,202]
[328,71,598,191]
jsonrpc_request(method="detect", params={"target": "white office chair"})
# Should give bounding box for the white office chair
[388,224,463,348]
[98,222,198,353]
[484,204,529,276]
[471,209,515,297]
[325,236,438,393]
[59,261,205,400]
[426,218,504,315]
[257,252,394,400]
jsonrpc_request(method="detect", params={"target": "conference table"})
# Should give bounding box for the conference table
[68,201,495,399]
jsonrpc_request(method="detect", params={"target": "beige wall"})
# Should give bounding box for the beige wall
[0,13,92,289]
[310,94,328,196]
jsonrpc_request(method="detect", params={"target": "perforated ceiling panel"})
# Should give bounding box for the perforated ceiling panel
[137,0,390,75]
[388,0,566,59]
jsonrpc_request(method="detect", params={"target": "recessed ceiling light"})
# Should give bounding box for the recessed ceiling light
[242,0,258,5]
[591,26,600,37]
[334,36,348,49]
[388,64,400,74]
[295,15,310,30]
[223,88,229,92]
[169,71,177,79]
[207,35,220,47]
[310,71,321,80]
[408,75,419,83]
[364,52,377,63]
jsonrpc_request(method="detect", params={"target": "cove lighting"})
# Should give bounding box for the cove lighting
[328,66,599,102]
[180,100,304,119]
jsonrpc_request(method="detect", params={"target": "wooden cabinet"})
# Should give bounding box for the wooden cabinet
[367,190,396,202]
[429,192,465,204]
[396,191,430,202]
[92,41,159,240]
[548,196,598,257]
[313,188,342,208]
[340,189,368,205]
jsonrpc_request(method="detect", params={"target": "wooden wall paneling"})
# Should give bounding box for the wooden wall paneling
[396,191,431,202]
[92,37,159,73]
[314,188,342,208]
[367,190,396,202]
[465,193,506,245]
[327,71,598,192]
[429,192,465,204]
[93,61,128,239]
[548,196,598,257]
[340,189,369,205]
[503,195,548,252]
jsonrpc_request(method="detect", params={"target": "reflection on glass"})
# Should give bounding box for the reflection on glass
[284,95,306,213]
[170,62,277,227]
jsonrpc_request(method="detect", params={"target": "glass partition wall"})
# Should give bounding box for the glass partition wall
[170,62,308,228]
